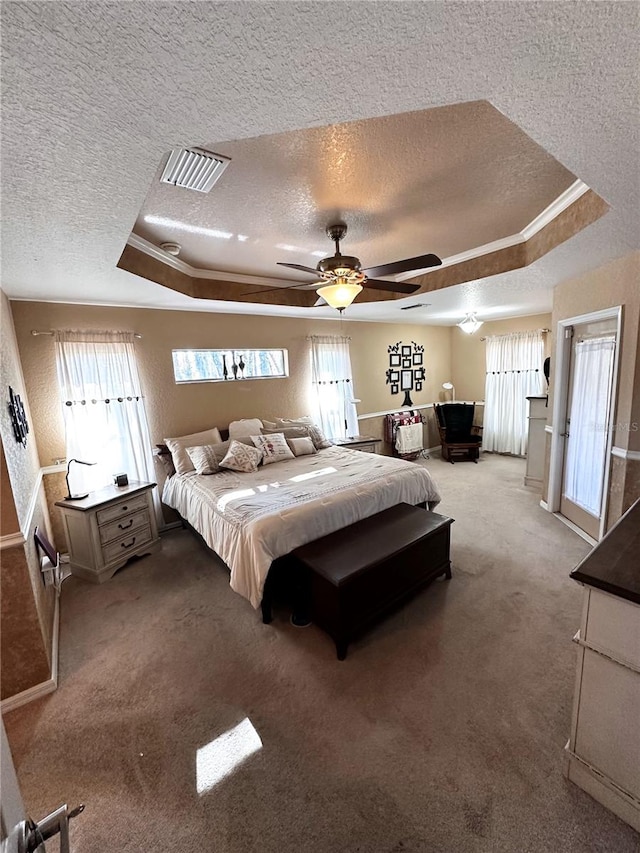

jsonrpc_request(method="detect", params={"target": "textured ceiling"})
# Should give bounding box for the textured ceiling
[1,2,638,325]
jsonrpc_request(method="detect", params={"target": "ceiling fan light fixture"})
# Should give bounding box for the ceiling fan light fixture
[457,313,483,335]
[316,281,363,311]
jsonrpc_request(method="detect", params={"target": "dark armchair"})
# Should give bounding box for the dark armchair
[434,403,483,463]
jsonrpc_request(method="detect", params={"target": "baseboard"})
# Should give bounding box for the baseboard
[160,520,183,533]
[552,512,597,546]
[540,500,549,511]
[1,591,60,714]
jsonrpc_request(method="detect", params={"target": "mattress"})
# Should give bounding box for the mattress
[162,445,441,608]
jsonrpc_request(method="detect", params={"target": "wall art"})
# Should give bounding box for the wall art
[8,386,29,447]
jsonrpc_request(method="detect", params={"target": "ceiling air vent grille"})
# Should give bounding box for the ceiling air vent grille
[160,148,230,193]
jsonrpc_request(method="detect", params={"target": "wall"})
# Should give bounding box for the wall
[451,312,553,402]
[0,290,56,701]
[546,252,640,524]
[10,302,453,465]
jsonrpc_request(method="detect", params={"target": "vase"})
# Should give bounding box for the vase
[222,354,228,380]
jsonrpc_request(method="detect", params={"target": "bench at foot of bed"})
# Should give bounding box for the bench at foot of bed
[282,503,453,660]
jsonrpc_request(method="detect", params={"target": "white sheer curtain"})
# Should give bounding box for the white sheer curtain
[484,330,545,455]
[309,335,358,439]
[563,337,616,516]
[55,331,157,501]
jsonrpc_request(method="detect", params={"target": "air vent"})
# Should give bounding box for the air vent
[160,148,230,193]
[400,303,431,311]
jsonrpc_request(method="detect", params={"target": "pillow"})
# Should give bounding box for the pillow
[155,444,176,478]
[164,428,222,475]
[219,440,263,473]
[260,426,310,440]
[186,437,254,475]
[251,432,295,465]
[288,436,317,457]
[272,417,333,450]
[228,418,264,438]
[261,420,277,430]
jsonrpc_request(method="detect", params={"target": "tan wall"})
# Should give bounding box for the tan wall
[1,441,20,536]
[549,251,640,524]
[451,313,553,402]
[10,302,453,463]
[0,289,56,700]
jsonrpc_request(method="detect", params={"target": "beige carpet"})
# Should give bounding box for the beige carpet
[5,454,639,852]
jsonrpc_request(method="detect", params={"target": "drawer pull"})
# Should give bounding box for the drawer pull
[121,537,136,549]
[121,505,128,512]
[118,519,134,530]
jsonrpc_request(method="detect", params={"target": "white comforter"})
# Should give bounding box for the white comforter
[162,446,441,608]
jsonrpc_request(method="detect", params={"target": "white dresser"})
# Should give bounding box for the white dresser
[56,481,160,583]
[565,499,640,832]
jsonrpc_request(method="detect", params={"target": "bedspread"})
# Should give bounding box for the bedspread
[162,446,440,608]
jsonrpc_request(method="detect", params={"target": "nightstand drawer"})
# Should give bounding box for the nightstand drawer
[99,509,150,546]
[97,494,148,526]
[103,525,153,563]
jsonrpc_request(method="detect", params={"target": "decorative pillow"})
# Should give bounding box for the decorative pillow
[219,440,263,473]
[155,444,176,478]
[186,437,255,475]
[251,432,295,465]
[288,436,317,457]
[164,428,222,475]
[228,418,264,439]
[260,426,310,440]
[272,417,332,450]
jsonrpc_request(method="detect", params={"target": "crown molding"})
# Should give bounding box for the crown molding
[128,179,591,290]
[611,446,640,461]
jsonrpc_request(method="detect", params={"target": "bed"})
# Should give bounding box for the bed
[162,444,441,610]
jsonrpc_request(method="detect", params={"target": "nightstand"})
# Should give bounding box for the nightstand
[55,481,160,583]
[333,435,382,454]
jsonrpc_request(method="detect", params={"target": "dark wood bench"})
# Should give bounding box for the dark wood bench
[290,503,454,659]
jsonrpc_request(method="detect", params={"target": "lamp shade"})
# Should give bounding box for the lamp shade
[316,281,363,311]
[457,313,483,335]
[442,382,455,401]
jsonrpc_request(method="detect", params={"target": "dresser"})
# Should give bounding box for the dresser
[565,498,640,832]
[56,481,160,583]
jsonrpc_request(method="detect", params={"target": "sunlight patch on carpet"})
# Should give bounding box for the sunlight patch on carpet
[196,718,262,794]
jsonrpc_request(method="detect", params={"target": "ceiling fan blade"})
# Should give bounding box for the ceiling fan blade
[362,253,442,278]
[364,278,421,294]
[276,262,321,275]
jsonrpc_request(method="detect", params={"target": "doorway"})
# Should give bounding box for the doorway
[548,307,622,542]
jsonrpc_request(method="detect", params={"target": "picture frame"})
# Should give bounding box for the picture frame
[391,384,399,395]
[401,345,412,357]
[402,357,412,369]
[412,352,423,366]
[389,353,401,367]
[415,380,423,391]
[400,370,413,391]
[389,370,399,383]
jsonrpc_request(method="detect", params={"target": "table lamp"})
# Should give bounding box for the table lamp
[442,382,455,401]
[64,458,96,500]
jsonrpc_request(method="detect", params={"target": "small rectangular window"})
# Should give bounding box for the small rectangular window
[172,349,289,384]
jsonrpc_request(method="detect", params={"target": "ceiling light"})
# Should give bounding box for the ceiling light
[160,242,181,256]
[316,281,363,312]
[457,313,483,334]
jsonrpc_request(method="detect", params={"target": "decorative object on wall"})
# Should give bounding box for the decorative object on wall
[64,458,97,501]
[8,386,29,446]
[386,341,425,406]
[457,313,484,335]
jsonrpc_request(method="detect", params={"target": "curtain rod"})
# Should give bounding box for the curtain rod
[479,328,550,342]
[31,330,142,339]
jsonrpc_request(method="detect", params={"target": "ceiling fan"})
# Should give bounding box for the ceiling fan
[275,222,442,311]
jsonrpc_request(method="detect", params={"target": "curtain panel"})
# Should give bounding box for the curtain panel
[309,335,358,439]
[55,331,157,504]
[483,331,545,456]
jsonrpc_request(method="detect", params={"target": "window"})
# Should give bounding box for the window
[309,335,358,439]
[172,349,288,384]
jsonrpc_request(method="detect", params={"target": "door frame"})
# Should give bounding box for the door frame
[548,305,622,541]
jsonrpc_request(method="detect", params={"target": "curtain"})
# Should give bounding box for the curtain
[563,337,616,516]
[55,331,157,508]
[309,336,358,439]
[484,331,545,455]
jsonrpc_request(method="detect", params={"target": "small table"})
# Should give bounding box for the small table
[55,481,160,583]
[333,435,381,454]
